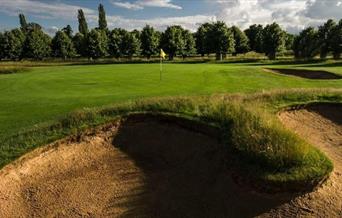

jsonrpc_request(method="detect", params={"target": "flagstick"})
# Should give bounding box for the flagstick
[160,57,162,81]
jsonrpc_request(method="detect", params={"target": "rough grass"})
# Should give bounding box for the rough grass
[1,89,340,190]
[0,66,28,74]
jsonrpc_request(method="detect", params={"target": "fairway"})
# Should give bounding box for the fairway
[1,62,342,139]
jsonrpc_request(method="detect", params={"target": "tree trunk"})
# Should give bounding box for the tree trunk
[268,52,276,60]
[169,53,174,61]
[215,53,221,60]
[320,51,328,59]
[333,52,341,60]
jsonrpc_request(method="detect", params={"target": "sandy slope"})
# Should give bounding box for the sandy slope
[271,104,342,217]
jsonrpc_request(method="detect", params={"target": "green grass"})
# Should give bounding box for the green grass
[0,62,342,139]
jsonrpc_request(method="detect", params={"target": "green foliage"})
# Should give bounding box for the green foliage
[231,26,250,55]
[19,14,28,31]
[195,23,211,56]
[73,33,87,57]
[263,22,285,60]
[293,27,320,59]
[23,27,51,60]
[181,30,196,58]
[98,4,107,30]
[161,25,185,60]
[318,19,336,59]
[121,31,141,58]
[244,24,264,53]
[140,25,160,59]
[1,29,25,60]
[0,32,4,60]
[1,11,342,61]
[78,9,88,35]
[285,33,294,51]
[209,21,235,60]
[62,25,73,39]
[330,19,342,59]
[52,31,76,59]
[108,28,125,58]
[87,29,108,59]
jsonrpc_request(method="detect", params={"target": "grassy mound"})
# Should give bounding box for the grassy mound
[1,89,341,191]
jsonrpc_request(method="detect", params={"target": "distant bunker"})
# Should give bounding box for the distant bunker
[265,68,342,80]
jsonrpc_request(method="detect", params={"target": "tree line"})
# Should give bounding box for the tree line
[0,4,341,61]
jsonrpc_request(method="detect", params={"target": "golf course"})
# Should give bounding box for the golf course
[1,0,342,216]
[0,60,341,217]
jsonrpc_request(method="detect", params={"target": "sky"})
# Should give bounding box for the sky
[0,0,341,35]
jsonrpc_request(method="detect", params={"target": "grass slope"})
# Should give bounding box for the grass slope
[0,62,342,139]
[1,89,341,190]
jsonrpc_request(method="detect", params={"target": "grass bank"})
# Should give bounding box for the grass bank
[1,89,341,191]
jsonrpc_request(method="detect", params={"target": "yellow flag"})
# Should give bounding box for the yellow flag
[160,49,166,59]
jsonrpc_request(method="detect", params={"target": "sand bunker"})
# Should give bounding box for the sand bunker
[265,68,342,79]
[277,103,342,217]
[0,111,341,217]
[0,114,295,218]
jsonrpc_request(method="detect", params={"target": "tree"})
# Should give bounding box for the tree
[87,29,108,59]
[181,30,196,59]
[318,19,336,59]
[140,25,159,59]
[19,14,28,31]
[209,21,235,60]
[2,29,25,60]
[195,23,211,56]
[73,33,86,57]
[0,32,4,60]
[121,31,140,59]
[293,27,320,59]
[62,25,73,39]
[161,25,185,60]
[98,4,107,30]
[262,22,285,60]
[231,26,249,55]
[330,19,342,59]
[52,31,76,59]
[131,29,140,39]
[285,33,294,51]
[78,9,88,35]
[23,27,51,60]
[108,28,125,58]
[244,24,264,53]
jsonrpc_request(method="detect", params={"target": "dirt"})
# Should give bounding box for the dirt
[0,109,341,217]
[265,68,342,79]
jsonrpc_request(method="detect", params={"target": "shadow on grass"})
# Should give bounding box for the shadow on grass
[110,115,299,218]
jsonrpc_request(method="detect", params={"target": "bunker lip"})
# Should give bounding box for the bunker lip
[264,68,342,79]
[0,113,298,218]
